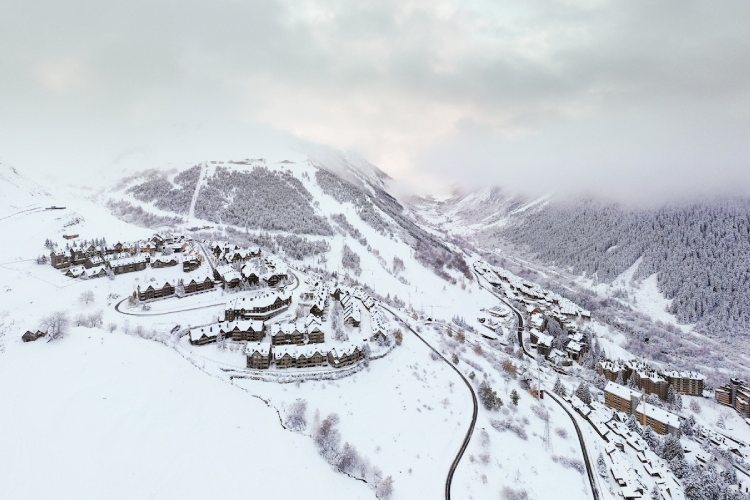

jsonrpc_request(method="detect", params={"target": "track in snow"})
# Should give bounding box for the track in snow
[188,163,207,220]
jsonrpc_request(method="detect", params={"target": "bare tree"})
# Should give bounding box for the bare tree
[42,311,70,341]
[285,399,308,431]
[79,290,95,305]
[375,475,394,499]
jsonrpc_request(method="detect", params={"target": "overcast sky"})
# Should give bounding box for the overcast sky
[1,0,749,200]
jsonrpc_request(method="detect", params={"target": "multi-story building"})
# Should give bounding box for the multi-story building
[604,381,641,414]
[715,379,750,418]
[633,370,669,400]
[635,402,681,435]
[663,370,705,396]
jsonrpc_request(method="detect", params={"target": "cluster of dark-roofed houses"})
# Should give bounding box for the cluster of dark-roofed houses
[186,274,389,372]
[48,233,202,279]
[474,261,593,364]
[474,260,591,324]
[208,242,290,289]
[134,244,291,302]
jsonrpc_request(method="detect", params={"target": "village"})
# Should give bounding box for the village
[27,232,399,378]
[472,260,750,500]
[14,230,750,500]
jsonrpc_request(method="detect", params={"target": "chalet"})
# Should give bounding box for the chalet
[214,265,242,288]
[50,250,71,269]
[109,255,148,275]
[65,266,85,278]
[84,255,105,268]
[150,234,166,250]
[271,322,305,345]
[343,300,362,327]
[22,329,47,342]
[307,324,325,344]
[309,297,326,317]
[188,325,218,345]
[182,258,201,272]
[184,276,215,294]
[110,241,131,254]
[70,247,88,265]
[164,242,187,254]
[273,345,328,369]
[81,265,107,279]
[245,343,272,369]
[224,292,292,321]
[296,348,327,368]
[275,351,295,369]
[241,262,261,285]
[137,281,176,301]
[223,249,259,264]
[327,343,364,368]
[220,320,265,342]
[263,272,287,287]
[530,329,553,356]
[62,233,79,240]
[151,255,178,268]
[565,340,586,362]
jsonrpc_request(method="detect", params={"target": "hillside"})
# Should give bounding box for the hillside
[109,155,472,314]
[424,192,750,337]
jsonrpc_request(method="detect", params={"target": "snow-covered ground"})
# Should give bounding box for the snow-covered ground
[0,328,372,500]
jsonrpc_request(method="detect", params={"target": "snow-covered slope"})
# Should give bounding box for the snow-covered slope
[0,329,372,500]
[107,154,476,322]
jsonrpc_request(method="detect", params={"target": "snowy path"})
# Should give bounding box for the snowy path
[188,163,206,220]
[382,305,478,500]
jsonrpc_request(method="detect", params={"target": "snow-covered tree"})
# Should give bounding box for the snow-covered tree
[285,399,308,431]
[510,389,520,406]
[575,382,592,405]
[553,377,567,397]
[79,290,95,305]
[478,380,503,410]
[42,311,69,341]
[597,453,607,478]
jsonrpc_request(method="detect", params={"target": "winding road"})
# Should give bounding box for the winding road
[473,264,600,500]
[472,269,534,359]
[382,305,478,500]
[546,391,601,500]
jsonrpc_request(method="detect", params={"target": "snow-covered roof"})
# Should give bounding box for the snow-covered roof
[534,331,553,347]
[635,402,680,429]
[189,326,217,342]
[227,291,291,310]
[244,343,270,355]
[109,254,148,267]
[215,264,242,281]
[566,340,584,353]
[220,319,264,332]
[662,370,705,381]
[273,344,326,360]
[604,381,641,401]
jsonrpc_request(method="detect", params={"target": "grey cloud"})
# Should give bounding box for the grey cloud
[0,0,748,200]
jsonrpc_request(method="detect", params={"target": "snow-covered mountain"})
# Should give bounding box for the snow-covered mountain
[106,154,474,315]
[420,187,750,338]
